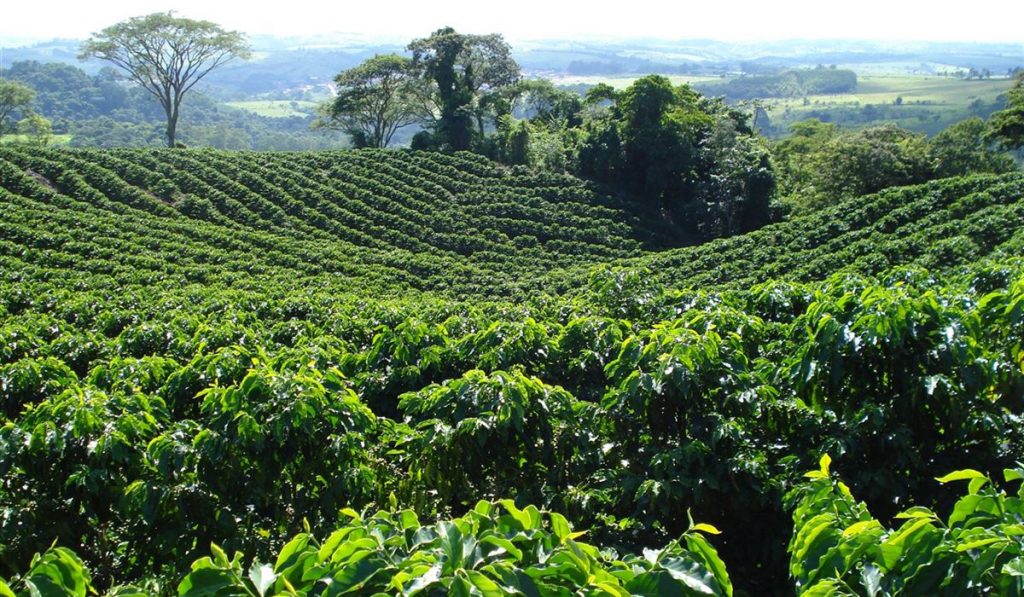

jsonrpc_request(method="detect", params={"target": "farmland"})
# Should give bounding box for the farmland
[1,145,1023,595]
[760,75,1015,136]
[224,100,321,119]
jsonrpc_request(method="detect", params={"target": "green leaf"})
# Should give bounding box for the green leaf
[968,476,989,495]
[328,557,387,594]
[340,507,362,521]
[21,548,91,597]
[660,556,719,594]
[449,576,473,597]
[399,510,420,530]
[275,534,311,571]
[626,570,689,596]
[1004,468,1024,483]
[550,512,571,541]
[955,537,1005,552]
[894,507,937,520]
[248,563,277,597]
[690,523,722,536]
[466,571,504,597]
[805,454,832,479]
[478,536,523,561]
[177,567,238,596]
[683,534,732,597]
[401,564,441,596]
[1003,557,1024,577]
[935,469,985,484]
[842,520,882,537]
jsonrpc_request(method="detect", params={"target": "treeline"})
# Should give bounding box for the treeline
[693,66,858,100]
[774,118,1019,211]
[322,29,775,241]
[325,30,1023,239]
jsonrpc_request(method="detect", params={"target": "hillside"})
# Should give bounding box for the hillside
[3,147,1023,299]
[574,172,1024,291]
[0,147,666,297]
[1,147,1024,594]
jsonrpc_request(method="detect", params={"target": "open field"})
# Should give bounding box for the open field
[548,72,1014,137]
[224,99,319,118]
[762,74,1014,136]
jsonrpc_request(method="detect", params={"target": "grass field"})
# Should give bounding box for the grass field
[762,75,1014,136]
[224,99,319,118]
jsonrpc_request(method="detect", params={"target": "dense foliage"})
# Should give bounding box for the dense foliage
[0,146,1022,594]
[789,455,1024,594]
[773,119,1016,211]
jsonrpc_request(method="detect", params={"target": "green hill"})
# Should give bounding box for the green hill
[568,172,1024,292]
[1,147,1023,595]
[0,147,668,298]
[3,147,1022,299]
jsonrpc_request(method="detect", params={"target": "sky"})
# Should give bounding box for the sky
[1,0,1022,45]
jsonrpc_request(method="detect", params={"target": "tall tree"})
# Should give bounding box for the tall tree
[79,12,250,148]
[322,54,420,148]
[0,79,35,138]
[808,124,932,200]
[575,75,774,239]
[929,117,1015,177]
[408,28,519,151]
[986,72,1024,152]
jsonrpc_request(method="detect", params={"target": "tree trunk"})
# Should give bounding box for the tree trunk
[165,102,180,148]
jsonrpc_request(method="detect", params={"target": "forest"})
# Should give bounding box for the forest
[1,16,1024,597]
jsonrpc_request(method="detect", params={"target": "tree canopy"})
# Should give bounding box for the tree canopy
[408,28,520,151]
[322,54,420,148]
[576,75,774,239]
[0,79,36,138]
[79,12,250,148]
[986,72,1024,151]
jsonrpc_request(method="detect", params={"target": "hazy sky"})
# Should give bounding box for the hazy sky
[1,0,1022,45]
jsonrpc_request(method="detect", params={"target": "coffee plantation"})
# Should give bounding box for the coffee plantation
[1,147,1023,595]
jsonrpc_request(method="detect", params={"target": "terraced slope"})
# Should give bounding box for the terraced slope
[3,147,1022,300]
[2,146,1024,594]
[549,172,1024,293]
[0,147,656,297]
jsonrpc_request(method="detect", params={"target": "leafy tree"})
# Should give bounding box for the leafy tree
[810,124,932,200]
[321,54,420,148]
[986,72,1024,151]
[574,75,774,239]
[929,117,1015,177]
[0,79,35,138]
[15,113,53,145]
[772,118,839,206]
[504,79,584,127]
[408,28,520,151]
[79,12,250,148]
[584,83,619,107]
